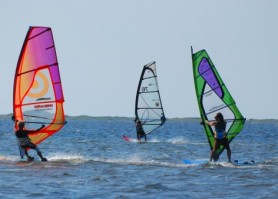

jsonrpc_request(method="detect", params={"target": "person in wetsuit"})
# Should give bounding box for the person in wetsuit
[205,112,231,163]
[135,119,147,142]
[15,121,47,162]
[12,115,25,158]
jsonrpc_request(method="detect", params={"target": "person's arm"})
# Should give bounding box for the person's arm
[205,120,216,126]
[28,124,45,134]
[35,124,45,132]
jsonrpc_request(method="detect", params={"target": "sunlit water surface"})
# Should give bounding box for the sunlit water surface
[0,117,277,198]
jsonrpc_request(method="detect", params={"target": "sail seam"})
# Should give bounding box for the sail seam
[28,28,50,40]
[17,63,58,75]
[137,108,162,110]
[46,45,55,50]
[203,84,225,95]
[142,76,157,80]
[205,102,236,116]
[196,66,215,79]
[139,91,159,94]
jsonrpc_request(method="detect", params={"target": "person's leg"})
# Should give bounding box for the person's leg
[224,140,231,162]
[28,142,47,161]
[227,149,231,162]
[23,147,34,161]
[211,140,221,161]
[35,147,47,161]
[210,140,217,161]
[210,150,214,162]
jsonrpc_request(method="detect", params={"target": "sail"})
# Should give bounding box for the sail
[135,62,166,134]
[191,47,245,157]
[13,26,66,147]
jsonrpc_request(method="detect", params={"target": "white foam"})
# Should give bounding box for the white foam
[0,155,19,162]
[90,154,191,168]
[166,137,189,144]
[47,153,88,164]
[148,138,160,143]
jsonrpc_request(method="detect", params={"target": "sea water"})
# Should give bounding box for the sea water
[0,117,277,198]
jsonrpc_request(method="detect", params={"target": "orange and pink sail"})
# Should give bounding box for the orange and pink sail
[13,26,66,150]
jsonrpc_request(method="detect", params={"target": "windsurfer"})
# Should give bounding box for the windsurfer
[12,115,25,158]
[135,119,147,142]
[15,121,47,162]
[205,112,231,163]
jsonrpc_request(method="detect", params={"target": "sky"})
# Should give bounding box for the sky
[0,0,277,119]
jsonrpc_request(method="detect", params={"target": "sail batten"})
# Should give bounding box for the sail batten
[205,102,237,116]
[13,26,66,154]
[46,46,55,50]
[139,91,159,94]
[192,47,245,157]
[137,107,163,110]
[135,62,166,135]
[18,63,58,76]
[28,28,50,40]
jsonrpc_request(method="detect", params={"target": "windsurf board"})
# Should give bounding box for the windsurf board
[183,159,208,165]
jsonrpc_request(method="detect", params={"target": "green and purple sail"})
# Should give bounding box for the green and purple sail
[191,47,245,159]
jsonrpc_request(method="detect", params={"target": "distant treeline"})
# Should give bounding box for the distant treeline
[0,114,277,122]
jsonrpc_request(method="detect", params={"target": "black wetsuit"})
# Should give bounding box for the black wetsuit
[16,129,38,150]
[214,120,230,151]
[136,123,146,141]
[15,125,47,161]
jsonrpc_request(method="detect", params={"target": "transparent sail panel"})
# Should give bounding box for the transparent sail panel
[135,62,165,134]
